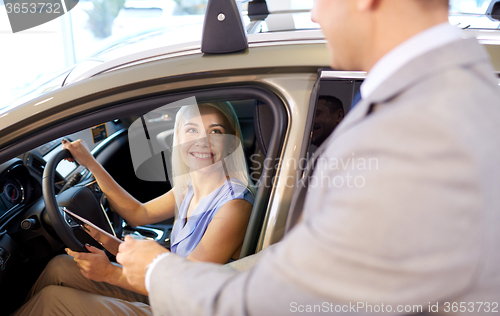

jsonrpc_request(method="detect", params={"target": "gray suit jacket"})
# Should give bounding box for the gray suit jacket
[148,37,500,315]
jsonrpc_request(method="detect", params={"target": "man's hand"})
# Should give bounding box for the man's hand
[66,244,116,283]
[117,236,169,291]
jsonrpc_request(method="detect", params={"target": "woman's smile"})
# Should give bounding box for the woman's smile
[189,151,215,160]
[177,105,235,172]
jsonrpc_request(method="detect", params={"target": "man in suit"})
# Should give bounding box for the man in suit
[118,0,500,314]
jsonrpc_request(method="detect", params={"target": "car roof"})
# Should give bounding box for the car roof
[3,10,500,132]
[64,10,319,82]
[0,36,329,132]
[59,10,500,85]
[0,10,320,112]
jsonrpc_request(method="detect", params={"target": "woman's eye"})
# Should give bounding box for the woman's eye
[186,128,197,133]
[210,129,223,134]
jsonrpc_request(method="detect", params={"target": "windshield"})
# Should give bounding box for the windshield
[449,0,491,14]
[266,0,314,11]
[265,0,496,15]
[266,0,493,14]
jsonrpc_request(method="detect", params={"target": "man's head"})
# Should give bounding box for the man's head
[311,0,449,72]
[312,95,345,146]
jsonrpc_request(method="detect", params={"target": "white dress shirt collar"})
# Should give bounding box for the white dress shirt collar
[360,22,462,100]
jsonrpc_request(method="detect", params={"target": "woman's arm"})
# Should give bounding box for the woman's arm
[62,139,175,226]
[186,199,253,264]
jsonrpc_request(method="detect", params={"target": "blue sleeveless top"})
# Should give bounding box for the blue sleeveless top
[170,179,254,258]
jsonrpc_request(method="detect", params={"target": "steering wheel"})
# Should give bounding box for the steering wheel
[42,149,118,252]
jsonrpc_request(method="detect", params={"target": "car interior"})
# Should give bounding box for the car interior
[0,75,359,313]
[0,89,287,314]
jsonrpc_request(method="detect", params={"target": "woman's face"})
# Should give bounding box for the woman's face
[178,105,235,173]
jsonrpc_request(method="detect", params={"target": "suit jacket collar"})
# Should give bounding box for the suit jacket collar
[369,37,490,104]
[332,37,491,138]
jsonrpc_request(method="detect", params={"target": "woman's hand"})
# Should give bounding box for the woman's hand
[61,139,96,169]
[66,244,117,283]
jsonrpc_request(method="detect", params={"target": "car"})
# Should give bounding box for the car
[1,1,500,313]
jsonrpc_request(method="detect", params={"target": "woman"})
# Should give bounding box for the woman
[13,102,255,316]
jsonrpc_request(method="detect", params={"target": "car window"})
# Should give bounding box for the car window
[307,78,362,154]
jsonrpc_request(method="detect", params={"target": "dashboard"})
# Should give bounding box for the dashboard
[0,120,123,223]
[0,175,25,216]
[0,161,31,220]
[0,138,76,220]
[0,117,176,314]
[0,122,124,271]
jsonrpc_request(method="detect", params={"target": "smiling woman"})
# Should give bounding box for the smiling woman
[171,102,255,204]
[11,101,255,316]
[168,102,255,259]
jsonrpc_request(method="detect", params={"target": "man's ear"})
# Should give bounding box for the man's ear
[337,109,345,123]
[357,0,381,12]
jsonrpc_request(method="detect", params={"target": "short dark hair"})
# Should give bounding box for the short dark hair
[318,95,344,113]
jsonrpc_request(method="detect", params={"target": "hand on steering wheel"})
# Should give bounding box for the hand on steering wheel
[42,148,118,253]
[62,139,96,170]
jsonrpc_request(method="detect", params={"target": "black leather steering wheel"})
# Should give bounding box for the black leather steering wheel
[42,149,116,252]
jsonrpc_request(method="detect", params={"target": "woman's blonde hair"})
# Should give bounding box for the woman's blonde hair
[170,102,255,210]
